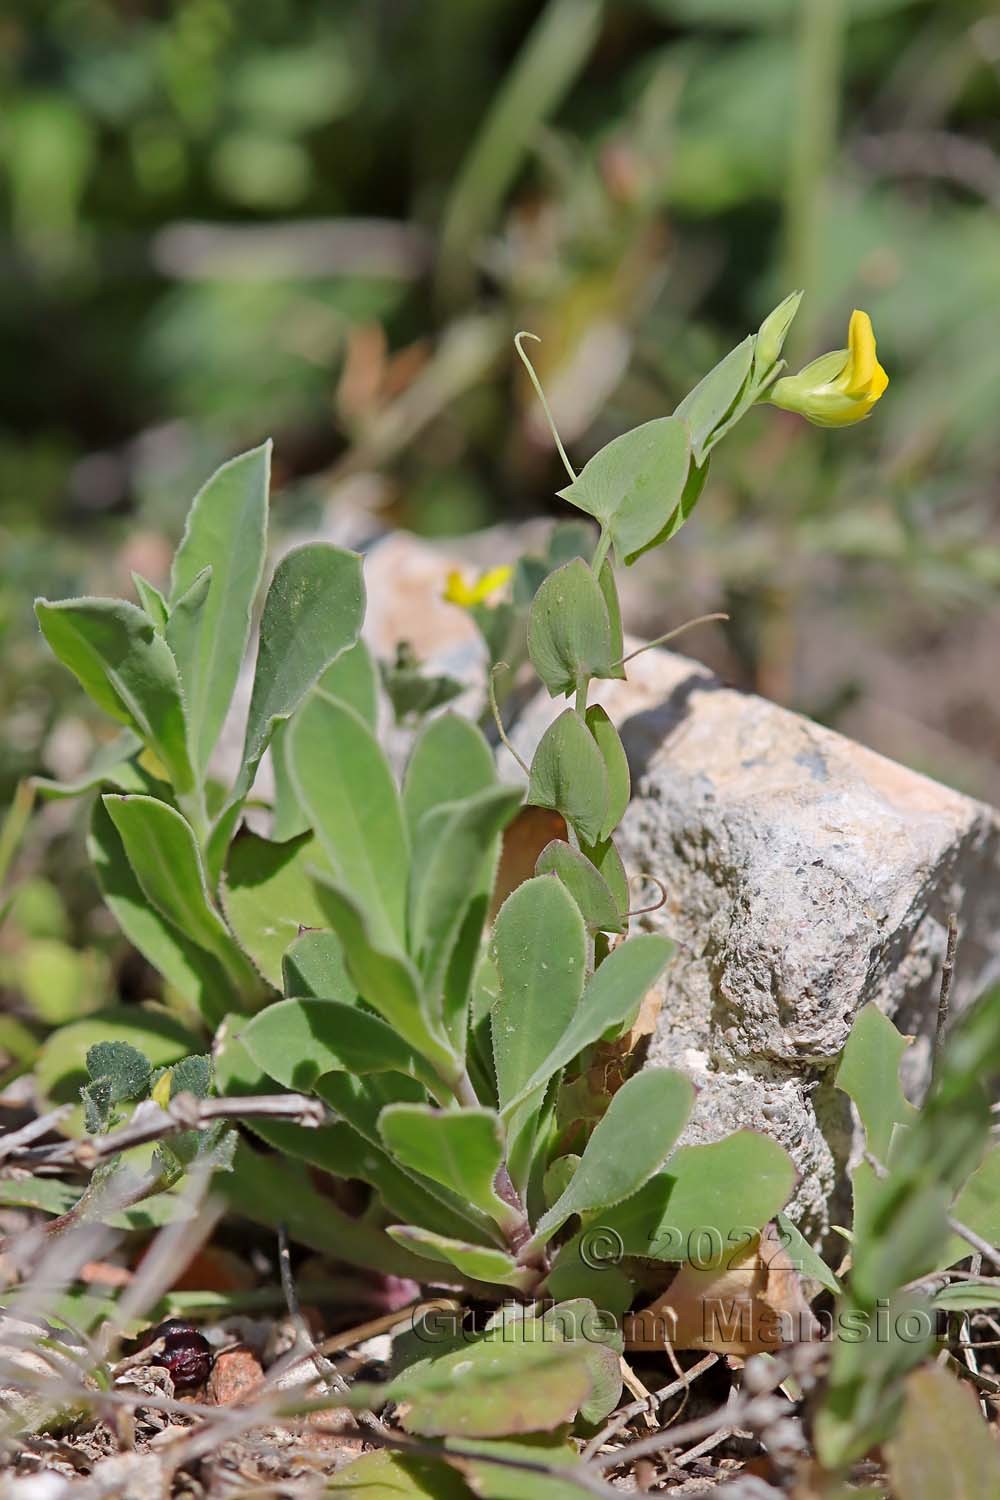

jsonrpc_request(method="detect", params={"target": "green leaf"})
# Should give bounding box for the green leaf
[775,1211,841,1295]
[156,1053,212,1100]
[527,709,608,845]
[218,1138,440,1281]
[239,997,442,1096]
[597,561,626,679]
[556,417,691,564]
[169,443,270,777]
[527,1069,694,1252]
[534,840,623,934]
[593,1130,797,1259]
[289,692,408,952]
[526,559,613,699]
[387,1337,596,1439]
[940,1145,1000,1269]
[329,1444,590,1500]
[131,573,168,632]
[35,1005,199,1111]
[236,543,366,801]
[585,705,629,841]
[88,798,235,1023]
[86,1040,151,1103]
[579,835,629,918]
[536,1300,623,1424]
[281,930,355,1003]
[35,597,194,794]
[221,831,330,986]
[754,289,803,379]
[673,335,754,463]
[403,713,498,840]
[271,639,380,841]
[500,934,673,1119]
[491,876,586,1113]
[311,872,458,1081]
[379,1105,516,1229]
[102,795,257,995]
[887,1365,1000,1500]
[626,452,710,560]
[932,1280,1000,1313]
[387,1228,535,1291]
[163,565,212,747]
[317,636,379,726]
[836,1003,917,1162]
[31,733,145,801]
[409,785,522,1024]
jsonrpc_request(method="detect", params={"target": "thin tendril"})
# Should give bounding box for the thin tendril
[625,874,668,918]
[489,663,530,777]
[617,613,729,666]
[514,331,577,484]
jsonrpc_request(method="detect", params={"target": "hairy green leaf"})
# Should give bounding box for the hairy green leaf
[403,713,497,839]
[379,1104,516,1229]
[290,692,408,952]
[240,997,441,1095]
[169,444,270,777]
[526,559,613,699]
[535,840,623,933]
[35,597,194,793]
[528,1069,694,1252]
[222,831,330,986]
[500,933,673,1119]
[527,708,608,845]
[386,1227,534,1290]
[585,705,629,840]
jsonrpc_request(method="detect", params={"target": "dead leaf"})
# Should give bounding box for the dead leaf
[489,806,568,920]
[625,1221,820,1357]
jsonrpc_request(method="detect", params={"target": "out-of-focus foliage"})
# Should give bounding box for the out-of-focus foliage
[1,0,999,820]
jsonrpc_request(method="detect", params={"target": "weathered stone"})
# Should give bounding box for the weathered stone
[510,646,1000,1236]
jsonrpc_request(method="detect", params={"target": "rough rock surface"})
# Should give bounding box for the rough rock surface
[509,646,1000,1236]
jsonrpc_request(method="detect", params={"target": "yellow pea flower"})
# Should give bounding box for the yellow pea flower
[767,310,888,427]
[442,564,513,607]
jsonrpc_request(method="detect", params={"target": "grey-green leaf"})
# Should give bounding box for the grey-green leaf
[491,875,586,1113]
[35,597,194,794]
[311,871,457,1082]
[556,417,691,564]
[385,1228,534,1291]
[403,713,497,839]
[528,1069,694,1252]
[88,799,236,1023]
[102,795,257,996]
[239,997,441,1095]
[281,930,355,1003]
[836,1003,917,1162]
[221,831,330,987]
[500,933,674,1119]
[527,708,608,845]
[236,542,366,803]
[526,559,613,699]
[131,574,169,633]
[674,335,754,463]
[169,443,271,777]
[379,1104,518,1231]
[409,784,522,1020]
[290,691,408,952]
[535,840,623,933]
[585,704,629,840]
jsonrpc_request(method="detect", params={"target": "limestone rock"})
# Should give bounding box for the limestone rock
[510,647,1000,1236]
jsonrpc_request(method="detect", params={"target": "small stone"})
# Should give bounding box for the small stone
[207,1344,264,1406]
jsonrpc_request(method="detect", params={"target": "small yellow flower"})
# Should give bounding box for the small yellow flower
[768,310,888,427]
[443,564,513,607]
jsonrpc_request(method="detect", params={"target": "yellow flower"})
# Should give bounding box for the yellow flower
[768,310,888,427]
[443,564,513,607]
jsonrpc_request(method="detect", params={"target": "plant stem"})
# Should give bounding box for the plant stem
[783,0,845,359]
[590,528,610,577]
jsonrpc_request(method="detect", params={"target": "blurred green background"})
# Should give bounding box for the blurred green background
[2,0,999,816]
